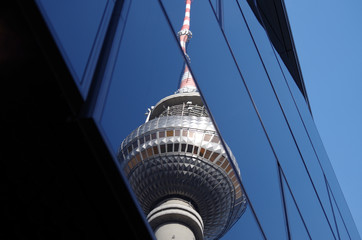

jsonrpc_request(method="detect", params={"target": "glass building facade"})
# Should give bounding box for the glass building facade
[12,0,359,239]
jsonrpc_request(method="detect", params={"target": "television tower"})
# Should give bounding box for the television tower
[118,1,246,239]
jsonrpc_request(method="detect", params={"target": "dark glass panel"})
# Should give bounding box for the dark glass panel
[160,145,166,154]
[181,144,187,152]
[159,131,165,138]
[210,153,219,162]
[204,150,212,159]
[199,148,205,157]
[193,146,199,155]
[167,144,173,152]
[98,0,184,153]
[186,145,193,153]
[174,143,179,152]
[153,146,159,155]
[36,0,113,98]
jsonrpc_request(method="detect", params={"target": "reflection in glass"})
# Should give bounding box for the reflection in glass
[36,0,113,97]
[110,0,248,239]
[278,51,360,239]
[222,207,265,240]
[80,0,360,238]
[270,48,339,236]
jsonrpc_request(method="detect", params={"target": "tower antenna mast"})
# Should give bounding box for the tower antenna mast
[177,0,197,93]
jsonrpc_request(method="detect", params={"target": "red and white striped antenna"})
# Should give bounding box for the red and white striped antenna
[177,0,197,93]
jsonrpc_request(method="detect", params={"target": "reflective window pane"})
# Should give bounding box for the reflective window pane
[36,0,113,98]
[222,207,265,240]
[282,171,311,240]
[40,0,359,238]
[279,51,360,239]
[330,187,351,240]
[268,48,338,236]
[99,0,183,153]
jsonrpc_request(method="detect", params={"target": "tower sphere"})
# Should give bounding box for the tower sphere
[118,92,247,239]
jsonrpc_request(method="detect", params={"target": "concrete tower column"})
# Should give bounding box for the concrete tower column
[147,199,204,240]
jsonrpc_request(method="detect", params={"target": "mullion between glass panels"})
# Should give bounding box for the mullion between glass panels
[278,163,292,240]
[327,180,353,240]
[280,167,312,239]
[325,174,341,240]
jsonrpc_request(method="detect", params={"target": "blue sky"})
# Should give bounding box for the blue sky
[285,0,362,236]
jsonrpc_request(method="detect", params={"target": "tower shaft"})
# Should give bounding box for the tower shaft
[147,199,204,240]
